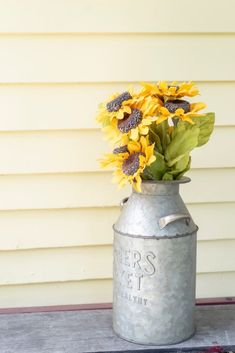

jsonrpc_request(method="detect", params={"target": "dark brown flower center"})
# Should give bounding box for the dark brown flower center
[122,153,141,176]
[113,145,128,154]
[106,91,132,112]
[118,109,142,133]
[164,99,190,113]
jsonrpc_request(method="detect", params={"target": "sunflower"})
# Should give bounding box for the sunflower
[96,89,161,143]
[117,108,158,141]
[96,91,133,125]
[157,101,206,125]
[100,136,156,192]
[141,81,200,100]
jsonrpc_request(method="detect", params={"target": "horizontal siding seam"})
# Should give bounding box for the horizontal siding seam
[0,125,233,133]
[0,237,234,251]
[0,81,235,86]
[0,202,233,213]
[0,200,233,211]
[0,278,112,288]
[0,167,234,177]
[1,32,235,36]
[0,271,235,287]
[0,238,234,252]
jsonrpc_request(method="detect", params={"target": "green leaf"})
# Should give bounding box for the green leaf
[155,120,169,153]
[146,151,167,180]
[171,120,186,139]
[148,126,163,154]
[176,156,191,180]
[192,112,215,147]
[141,168,154,180]
[162,172,174,181]
[165,125,200,167]
[168,153,190,176]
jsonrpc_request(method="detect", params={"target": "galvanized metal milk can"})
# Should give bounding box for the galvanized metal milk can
[113,177,198,345]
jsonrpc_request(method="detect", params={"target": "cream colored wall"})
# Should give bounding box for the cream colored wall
[0,0,234,307]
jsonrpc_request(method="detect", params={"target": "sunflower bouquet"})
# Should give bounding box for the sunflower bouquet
[96,81,215,192]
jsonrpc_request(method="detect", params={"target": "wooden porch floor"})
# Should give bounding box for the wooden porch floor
[0,304,234,353]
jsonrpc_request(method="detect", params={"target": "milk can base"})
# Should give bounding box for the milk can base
[112,325,196,346]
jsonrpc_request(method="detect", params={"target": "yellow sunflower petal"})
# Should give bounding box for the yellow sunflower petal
[100,153,125,168]
[119,177,128,188]
[141,118,153,125]
[130,127,139,141]
[139,126,149,135]
[121,134,130,145]
[139,155,146,166]
[156,115,168,124]
[133,175,142,193]
[148,155,156,165]
[112,170,127,186]
[145,144,154,161]
[181,116,195,124]
[188,87,199,97]
[175,108,185,116]
[128,140,141,153]
[168,86,177,95]
[140,136,147,151]
[159,107,170,116]
[158,81,168,92]
[123,106,132,114]
[190,102,206,113]
[117,110,124,120]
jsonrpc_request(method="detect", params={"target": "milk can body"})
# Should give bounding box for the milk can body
[113,178,197,345]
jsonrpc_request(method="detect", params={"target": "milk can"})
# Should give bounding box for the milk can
[112,177,198,345]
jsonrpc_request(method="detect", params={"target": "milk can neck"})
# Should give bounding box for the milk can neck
[137,177,190,196]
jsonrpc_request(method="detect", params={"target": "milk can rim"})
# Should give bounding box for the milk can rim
[113,224,198,239]
[141,176,191,185]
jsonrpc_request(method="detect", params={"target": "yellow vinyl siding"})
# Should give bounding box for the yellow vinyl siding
[0,203,234,251]
[0,0,234,307]
[0,169,234,210]
[0,35,235,82]
[0,280,114,308]
[0,127,233,173]
[0,241,234,286]
[0,0,234,33]
[0,83,234,131]
[0,272,234,309]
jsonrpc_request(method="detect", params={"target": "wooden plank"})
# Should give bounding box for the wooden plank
[1,298,235,314]
[0,127,232,174]
[0,169,233,210]
[0,303,114,314]
[0,305,234,353]
[0,0,234,33]
[0,203,234,250]
[0,272,234,308]
[0,34,235,82]
[0,82,233,131]
[0,240,234,285]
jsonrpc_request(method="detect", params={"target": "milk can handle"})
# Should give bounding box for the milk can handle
[159,214,190,229]
[120,197,129,208]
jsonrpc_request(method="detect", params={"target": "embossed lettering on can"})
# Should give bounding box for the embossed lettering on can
[114,244,157,307]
